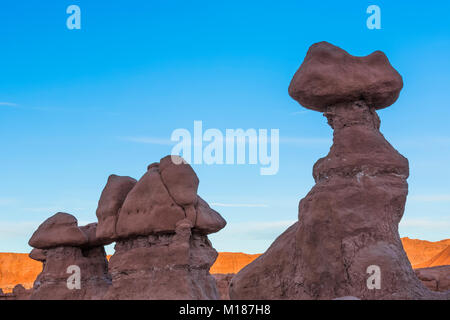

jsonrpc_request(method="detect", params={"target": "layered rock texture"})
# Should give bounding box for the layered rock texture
[27,213,111,300]
[98,156,226,299]
[230,42,449,300]
[415,266,450,292]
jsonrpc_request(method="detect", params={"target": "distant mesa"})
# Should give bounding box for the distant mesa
[402,237,450,268]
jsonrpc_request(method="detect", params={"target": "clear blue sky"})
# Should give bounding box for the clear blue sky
[0,1,449,253]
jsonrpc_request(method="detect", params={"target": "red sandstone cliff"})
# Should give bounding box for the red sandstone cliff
[401,238,450,268]
[0,253,42,292]
[210,252,261,274]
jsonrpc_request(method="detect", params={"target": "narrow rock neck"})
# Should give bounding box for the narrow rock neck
[324,100,380,132]
[312,100,409,182]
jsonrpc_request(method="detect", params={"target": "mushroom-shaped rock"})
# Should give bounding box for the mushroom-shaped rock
[96,174,137,242]
[195,196,227,234]
[28,213,88,249]
[29,248,46,262]
[104,156,226,299]
[288,41,403,111]
[29,219,111,300]
[230,42,445,300]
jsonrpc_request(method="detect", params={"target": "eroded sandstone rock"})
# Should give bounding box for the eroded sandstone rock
[213,273,234,300]
[29,249,46,262]
[115,164,186,238]
[105,219,220,299]
[12,284,32,300]
[230,42,448,300]
[288,41,403,111]
[102,156,226,299]
[96,175,137,242]
[28,212,88,249]
[415,265,450,292]
[29,215,111,300]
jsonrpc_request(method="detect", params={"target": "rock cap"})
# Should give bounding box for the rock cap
[288,41,403,111]
[28,212,88,249]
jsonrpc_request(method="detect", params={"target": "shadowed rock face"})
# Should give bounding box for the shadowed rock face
[105,219,220,300]
[96,175,137,243]
[101,156,226,300]
[115,163,187,238]
[230,42,449,300]
[28,217,111,300]
[213,274,234,300]
[415,266,450,292]
[29,246,110,300]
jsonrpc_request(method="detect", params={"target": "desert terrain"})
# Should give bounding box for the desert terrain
[1,237,449,294]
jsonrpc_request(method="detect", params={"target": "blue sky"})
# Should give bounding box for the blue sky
[0,1,449,254]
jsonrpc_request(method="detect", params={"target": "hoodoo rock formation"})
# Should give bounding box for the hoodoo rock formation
[230,42,449,300]
[3,155,225,300]
[28,213,111,300]
[99,155,226,299]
